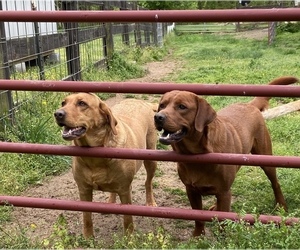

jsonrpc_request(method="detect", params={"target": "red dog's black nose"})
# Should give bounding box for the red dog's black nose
[154,113,166,126]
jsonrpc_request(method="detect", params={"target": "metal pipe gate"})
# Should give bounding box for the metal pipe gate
[1,8,300,228]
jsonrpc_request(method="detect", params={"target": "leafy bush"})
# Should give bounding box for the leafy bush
[277,22,300,34]
[107,52,145,80]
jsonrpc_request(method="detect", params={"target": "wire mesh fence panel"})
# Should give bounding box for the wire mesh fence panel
[0,0,168,130]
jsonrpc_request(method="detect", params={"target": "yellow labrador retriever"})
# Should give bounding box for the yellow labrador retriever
[154,76,298,236]
[54,93,157,238]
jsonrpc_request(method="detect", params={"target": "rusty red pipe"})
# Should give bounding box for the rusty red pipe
[0,9,300,23]
[0,80,300,97]
[1,142,300,168]
[0,196,298,226]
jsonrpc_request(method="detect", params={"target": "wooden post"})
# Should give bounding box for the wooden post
[135,23,142,46]
[62,1,81,81]
[31,1,45,80]
[104,23,114,62]
[0,0,14,129]
[236,22,241,32]
[144,24,151,46]
[103,1,114,66]
[132,2,141,46]
[152,23,158,46]
[268,22,277,45]
[121,1,130,46]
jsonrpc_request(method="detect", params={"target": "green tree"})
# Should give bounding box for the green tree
[139,0,198,10]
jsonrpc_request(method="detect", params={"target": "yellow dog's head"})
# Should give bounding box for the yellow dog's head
[54,93,117,141]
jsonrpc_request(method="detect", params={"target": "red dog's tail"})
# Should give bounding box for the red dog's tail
[249,76,299,111]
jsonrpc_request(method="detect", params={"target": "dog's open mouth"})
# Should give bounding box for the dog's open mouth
[62,126,86,140]
[159,128,187,145]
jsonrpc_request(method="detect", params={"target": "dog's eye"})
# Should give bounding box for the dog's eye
[61,101,66,107]
[178,104,187,110]
[159,103,165,110]
[78,101,87,107]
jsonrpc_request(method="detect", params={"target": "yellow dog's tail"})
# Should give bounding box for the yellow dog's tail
[249,76,299,111]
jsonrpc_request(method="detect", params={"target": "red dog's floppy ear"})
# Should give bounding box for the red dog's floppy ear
[99,101,118,135]
[195,97,216,133]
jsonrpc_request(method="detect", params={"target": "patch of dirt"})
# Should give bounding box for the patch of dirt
[233,28,268,40]
[5,59,198,244]
[105,60,179,106]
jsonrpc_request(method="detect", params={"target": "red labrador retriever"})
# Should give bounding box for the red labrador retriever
[154,76,298,236]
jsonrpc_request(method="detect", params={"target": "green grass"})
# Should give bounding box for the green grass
[175,23,236,34]
[1,30,300,248]
[0,92,71,196]
[167,32,300,84]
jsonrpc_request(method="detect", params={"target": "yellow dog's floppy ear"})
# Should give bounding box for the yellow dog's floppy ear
[195,96,216,133]
[99,101,118,135]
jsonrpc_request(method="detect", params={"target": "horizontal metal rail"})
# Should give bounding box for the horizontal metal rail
[0,196,298,226]
[0,9,300,23]
[0,80,299,97]
[1,142,300,168]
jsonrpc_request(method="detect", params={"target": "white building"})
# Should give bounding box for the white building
[2,0,58,39]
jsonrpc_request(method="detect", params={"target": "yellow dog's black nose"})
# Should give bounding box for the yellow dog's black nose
[54,109,66,123]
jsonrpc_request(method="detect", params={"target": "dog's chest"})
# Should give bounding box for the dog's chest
[180,175,219,195]
[74,157,126,192]
[177,163,237,195]
[90,170,117,191]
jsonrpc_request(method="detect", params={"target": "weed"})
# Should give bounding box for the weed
[155,167,164,177]
[112,227,174,249]
[124,93,136,99]
[42,214,96,249]
[107,52,145,80]
[0,218,41,249]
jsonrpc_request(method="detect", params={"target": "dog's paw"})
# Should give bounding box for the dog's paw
[146,201,158,207]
